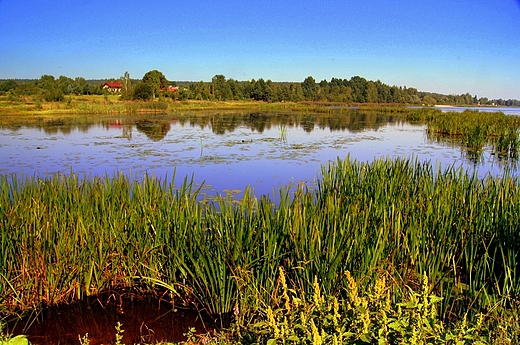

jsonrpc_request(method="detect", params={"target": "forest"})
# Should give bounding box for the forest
[1,72,519,107]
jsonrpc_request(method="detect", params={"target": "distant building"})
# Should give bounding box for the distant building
[159,86,179,93]
[102,81,122,93]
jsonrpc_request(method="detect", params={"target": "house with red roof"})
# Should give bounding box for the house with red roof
[102,81,122,93]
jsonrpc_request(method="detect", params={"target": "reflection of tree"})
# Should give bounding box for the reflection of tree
[1,111,397,137]
[4,111,519,169]
[203,111,396,135]
[315,112,388,132]
[135,120,171,141]
[301,115,316,133]
[77,124,91,133]
[428,132,481,164]
[210,114,241,134]
[2,117,103,136]
[463,148,485,166]
[122,125,133,140]
[492,152,520,171]
[42,119,67,135]
[246,113,270,133]
[41,123,77,135]
[177,115,212,130]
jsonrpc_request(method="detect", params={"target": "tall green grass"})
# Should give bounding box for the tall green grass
[417,109,520,159]
[317,157,519,317]
[1,157,519,326]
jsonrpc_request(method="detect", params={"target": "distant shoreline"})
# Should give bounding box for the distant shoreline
[1,97,519,117]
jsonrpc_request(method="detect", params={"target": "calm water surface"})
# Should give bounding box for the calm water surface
[434,106,520,116]
[1,111,518,197]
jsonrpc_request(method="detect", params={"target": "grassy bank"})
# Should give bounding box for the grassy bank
[0,96,343,116]
[1,157,519,343]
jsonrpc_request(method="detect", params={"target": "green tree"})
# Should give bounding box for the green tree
[37,75,64,101]
[133,83,153,101]
[318,79,329,97]
[390,86,403,103]
[301,76,317,100]
[37,75,57,91]
[364,81,379,103]
[120,71,133,100]
[176,87,190,101]
[479,97,489,105]
[142,70,168,98]
[211,74,232,100]
[341,85,353,103]
[0,80,18,92]
[348,76,367,102]
[464,93,474,105]
[252,78,272,101]
[405,87,421,104]
[86,83,102,95]
[277,83,291,102]
[227,78,243,100]
[422,95,436,105]
[189,81,210,100]
[57,75,74,95]
[264,79,276,102]
[289,83,304,102]
[242,80,255,99]
[73,77,87,95]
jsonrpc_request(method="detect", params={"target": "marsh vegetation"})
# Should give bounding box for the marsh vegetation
[1,157,520,343]
[1,107,520,344]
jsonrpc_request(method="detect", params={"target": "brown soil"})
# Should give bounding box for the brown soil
[5,291,223,345]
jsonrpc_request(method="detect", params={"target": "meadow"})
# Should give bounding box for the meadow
[1,104,520,344]
[0,95,332,116]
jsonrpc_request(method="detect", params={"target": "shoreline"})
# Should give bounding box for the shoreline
[1,97,517,117]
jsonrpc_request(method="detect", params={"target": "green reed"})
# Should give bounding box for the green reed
[1,156,519,325]
[421,110,520,158]
[317,156,520,316]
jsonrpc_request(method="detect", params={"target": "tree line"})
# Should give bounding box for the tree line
[0,76,104,102]
[1,71,519,107]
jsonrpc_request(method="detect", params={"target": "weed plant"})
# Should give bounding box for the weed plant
[244,268,488,344]
[0,322,29,345]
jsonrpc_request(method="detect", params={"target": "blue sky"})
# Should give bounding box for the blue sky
[0,0,519,99]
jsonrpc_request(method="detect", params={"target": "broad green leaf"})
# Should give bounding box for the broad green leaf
[1,335,30,345]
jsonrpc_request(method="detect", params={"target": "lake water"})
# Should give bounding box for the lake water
[434,105,520,116]
[1,111,519,197]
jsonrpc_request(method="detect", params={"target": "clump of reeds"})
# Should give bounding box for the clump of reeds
[1,156,519,327]
[422,110,520,158]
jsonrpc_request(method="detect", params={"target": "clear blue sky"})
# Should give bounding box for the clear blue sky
[1,0,519,99]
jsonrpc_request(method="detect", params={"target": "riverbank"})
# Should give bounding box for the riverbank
[3,94,518,118]
[0,95,444,116]
[0,96,338,116]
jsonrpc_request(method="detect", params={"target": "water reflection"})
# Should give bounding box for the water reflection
[1,111,519,197]
[135,120,171,141]
[1,112,401,137]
